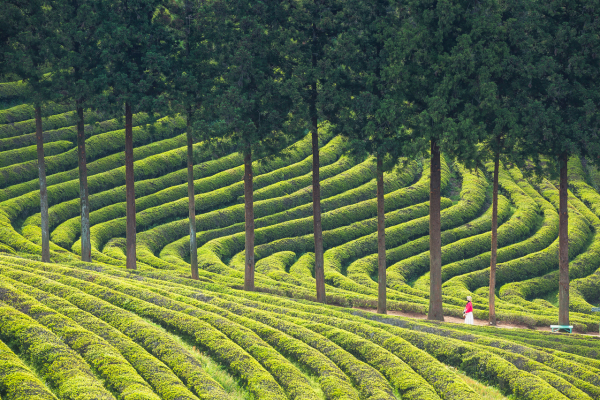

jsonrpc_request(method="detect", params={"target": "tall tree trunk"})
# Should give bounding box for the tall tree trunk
[558,152,569,327]
[35,105,50,263]
[125,102,136,270]
[377,155,386,314]
[311,83,326,303]
[76,101,91,262]
[244,149,255,291]
[187,110,198,280]
[489,149,499,326]
[428,139,444,321]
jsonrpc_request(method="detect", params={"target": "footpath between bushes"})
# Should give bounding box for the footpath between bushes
[355,307,600,337]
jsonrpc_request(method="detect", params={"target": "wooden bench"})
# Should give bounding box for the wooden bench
[550,325,573,333]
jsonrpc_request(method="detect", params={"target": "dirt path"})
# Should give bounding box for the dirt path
[354,307,600,337]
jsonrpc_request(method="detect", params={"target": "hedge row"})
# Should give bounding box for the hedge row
[138,156,382,267]
[0,81,29,101]
[53,268,329,400]
[220,287,572,400]
[160,157,420,268]
[0,277,161,400]
[1,127,185,206]
[0,132,234,257]
[500,187,600,308]
[148,155,418,264]
[157,157,353,267]
[84,134,340,252]
[393,317,600,398]
[0,304,115,399]
[0,140,72,168]
[0,336,57,400]
[0,109,107,141]
[0,263,232,400]
[382,163,488,289]
[0,102,71,125]
[49,151,243,248]
[136,279,364,400]
[44,260,479,400]
[0,114,186,189]
[195,160,422,278]
[20,264,290,400]
[568,158,600,312]
[409,193,512,292]
[142,275,560,400]
[440,199,592,326]
[436,166,547,287]
[0,112,154,152]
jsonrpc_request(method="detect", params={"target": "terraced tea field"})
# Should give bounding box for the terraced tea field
[1,83,600,400]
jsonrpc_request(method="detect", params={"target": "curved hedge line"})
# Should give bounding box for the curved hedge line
[384,163,489,290]
[0,109,107,141]
[49,152,243,248]
[0,265,227,400]
[0,81,29,101]
[0,304,115,399]
[0,115,186,189]
[0,140,72,168]
[138,157,383,267]
[0,336,57,400]
[84,134,341,253]
[0,102,70,125]
[0,112,154,152]
[0,277,162,400]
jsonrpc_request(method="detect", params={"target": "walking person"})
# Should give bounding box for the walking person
[463,296,474,325]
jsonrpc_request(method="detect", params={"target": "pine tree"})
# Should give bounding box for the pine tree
[201,0,304,291]
[96,0,173,269]
[322,0,404,314]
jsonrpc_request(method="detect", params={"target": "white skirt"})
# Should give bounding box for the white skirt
[464,312,474,325]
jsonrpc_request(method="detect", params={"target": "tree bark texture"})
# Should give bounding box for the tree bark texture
[35,105,50,263]
[558,152,569,327]
[76,102,91,262]
[377,155,386,314]
[244,150,255,291]
[125,102,136,269]
[311,83,326,303]
[187,112,199,279]
[489,150,499,326]
[428,139,444,321]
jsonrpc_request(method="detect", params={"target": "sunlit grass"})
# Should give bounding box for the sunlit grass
[447,365,510,400]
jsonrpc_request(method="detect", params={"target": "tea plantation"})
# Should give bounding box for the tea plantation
[1,83,600,400]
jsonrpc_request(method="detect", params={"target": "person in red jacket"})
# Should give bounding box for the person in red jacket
[463,296,474,325]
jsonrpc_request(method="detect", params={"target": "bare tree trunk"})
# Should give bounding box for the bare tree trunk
[489,150,499,326]
[76,101,91,262]
[35,105,50,263]
[428,139,444,321]
[187,110,198,279]
[125,102,136,270]
[558,152,569,327]
[377,155,386,314]
[244,150,255,291]
[311,83,325,303]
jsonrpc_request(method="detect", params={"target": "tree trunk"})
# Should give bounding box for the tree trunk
[35,105,50,263]
[428,139,444,321]
[187,110,198,280]
[489,149,499,326]
[558,152,569,327]
[377,155,386,314]
[311,83,326,303]
[125,102,136,270]
[76,101,91,262]
[244,150,255,291]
